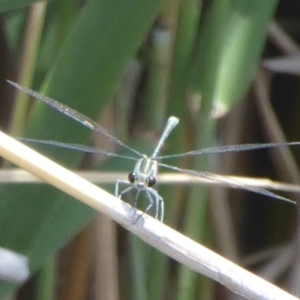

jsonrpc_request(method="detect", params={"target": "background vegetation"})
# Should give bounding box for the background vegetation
[0,0,300,299]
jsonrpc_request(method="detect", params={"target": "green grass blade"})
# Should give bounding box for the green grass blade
[0,0,165,297]
[214,0,280,115]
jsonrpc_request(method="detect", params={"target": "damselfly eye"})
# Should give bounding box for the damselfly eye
[128,172,136,183]
[148,177,156,187]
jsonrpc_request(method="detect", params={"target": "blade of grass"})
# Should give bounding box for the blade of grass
[177,0,231,299]
[1,0,165,296]
[35,256,56,300]
[213,0,280,116]
[9,2,47,136]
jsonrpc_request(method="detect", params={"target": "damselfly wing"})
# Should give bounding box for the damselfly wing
[8,81,299,222]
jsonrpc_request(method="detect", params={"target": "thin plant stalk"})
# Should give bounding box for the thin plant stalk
[0,130,298,300]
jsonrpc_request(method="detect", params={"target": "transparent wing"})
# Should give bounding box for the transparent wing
[19,138,137,161]
[158,162,296,204]
[8,81,142,158]
[157,142,300,159]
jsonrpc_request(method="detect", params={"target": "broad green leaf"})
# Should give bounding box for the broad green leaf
[0,0,164,296]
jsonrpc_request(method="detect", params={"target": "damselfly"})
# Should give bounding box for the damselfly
[8,81,299,222]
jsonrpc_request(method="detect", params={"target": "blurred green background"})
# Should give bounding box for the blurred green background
[0,0,300,299]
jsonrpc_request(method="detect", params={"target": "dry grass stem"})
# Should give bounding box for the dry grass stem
[0,131,299,299]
